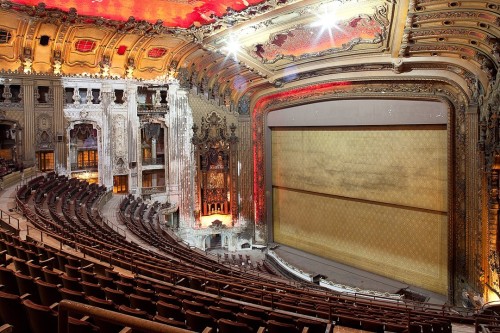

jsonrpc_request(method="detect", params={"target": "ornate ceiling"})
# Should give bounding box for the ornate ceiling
[0,0,498,106]
[10,0,267,28]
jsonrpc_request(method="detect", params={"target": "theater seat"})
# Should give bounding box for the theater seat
[267,319,299,333]
[23,298,97,333]
[156,300,185,321]
[297,318,332,333]
[35,279,62,306]
[154,315,188,329]
[0,266,19,295]
[0,291,30,333]
[185,309,216,332]
[218,318,253,333]
[236,312,266,332]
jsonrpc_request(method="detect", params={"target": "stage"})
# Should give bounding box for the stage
[199,213,232,228]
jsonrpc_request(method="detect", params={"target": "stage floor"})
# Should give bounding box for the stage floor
[272,244,448,305]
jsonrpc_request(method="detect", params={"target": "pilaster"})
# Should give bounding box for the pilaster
[53,81,65,170]
[126,82,139,193]
[100,83,113,189]
[22,79,35,165]
[168,83,195,228]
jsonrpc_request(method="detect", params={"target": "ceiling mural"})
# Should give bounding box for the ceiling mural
[249,8,388,64]
[0,0,497,104]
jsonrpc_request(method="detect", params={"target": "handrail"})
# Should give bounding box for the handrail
[0,209,19,230]
[57,300,207,333]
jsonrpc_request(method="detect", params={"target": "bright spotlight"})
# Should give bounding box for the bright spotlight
[223,35,241,59]
[310,2,341,34]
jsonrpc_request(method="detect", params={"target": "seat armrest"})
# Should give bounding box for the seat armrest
[0,323,13,332]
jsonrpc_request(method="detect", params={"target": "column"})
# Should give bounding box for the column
[237,116,254,228]
[168,82,195,228]
[99,83,113,189]
[22,79,35,165]
[126,82,139,194]
[151,137,157,161]
[466,104,481,291]
[53,81,65,173]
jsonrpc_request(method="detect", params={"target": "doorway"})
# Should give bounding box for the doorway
[113,175,128,194]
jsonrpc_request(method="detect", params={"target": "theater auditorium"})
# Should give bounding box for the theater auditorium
[0,0,498,331]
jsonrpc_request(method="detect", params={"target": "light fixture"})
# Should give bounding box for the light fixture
[222,34,241,59]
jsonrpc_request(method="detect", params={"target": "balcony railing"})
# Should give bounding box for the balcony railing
[71,162,98,170]
[142,186,166,195]
[142,157,164,166]
[137,104,169,114]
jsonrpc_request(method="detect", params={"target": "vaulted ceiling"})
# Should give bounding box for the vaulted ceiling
[0,0,498,106]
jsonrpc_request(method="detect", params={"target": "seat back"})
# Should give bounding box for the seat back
[80,281,105,299]
[103,287,129,306]
[61,275,82,292]
[36,279,62,306]
[208,305,235,320]
[0,266,19,295]
[59,287,86,303]
[0,291,30,333]
[42,267,63,285]
[157,300,185,321]
[297,318,329,333]
[267,319,300,333]
[129,293,156,316]
[15,272,41,303]
[23,298,58,333]
[218,318,252,333]
[185,309,216,332]
[236,312,266,332]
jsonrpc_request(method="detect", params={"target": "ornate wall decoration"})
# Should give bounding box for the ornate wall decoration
[192,111,238,223]
[112,115,127,167]
[35,113,53,150]
[237,94,250,115]
[479,72,500,296]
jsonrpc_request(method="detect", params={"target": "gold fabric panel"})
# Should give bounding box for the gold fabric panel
[272,128,448,212]
[271,127,448,294]
[273,188,448,294]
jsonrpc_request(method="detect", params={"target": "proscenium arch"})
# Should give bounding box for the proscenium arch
[250,77,469,303]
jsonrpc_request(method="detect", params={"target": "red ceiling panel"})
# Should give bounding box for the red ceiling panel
[12,0,265,28]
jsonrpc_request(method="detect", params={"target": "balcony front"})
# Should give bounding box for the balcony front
[71,161,98,172]
[142,157,164,166]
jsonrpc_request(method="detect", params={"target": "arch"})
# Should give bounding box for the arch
[251,77,468,302]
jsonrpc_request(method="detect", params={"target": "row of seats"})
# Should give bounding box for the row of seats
[13,174,483,332]
[120,195,272,275]
[0,229,330,332]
